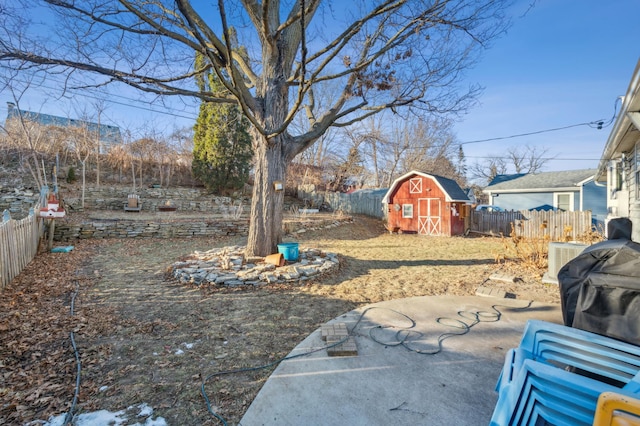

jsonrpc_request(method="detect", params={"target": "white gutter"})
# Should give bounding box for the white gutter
[596,59,640,181]
[483,186,580,195]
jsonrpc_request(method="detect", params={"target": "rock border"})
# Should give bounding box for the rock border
[170,245,339,287]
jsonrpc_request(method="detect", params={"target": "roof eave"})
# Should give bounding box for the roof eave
[483,186,581,195]
[596,59,640,181]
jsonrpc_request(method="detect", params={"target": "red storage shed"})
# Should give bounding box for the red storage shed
[382,171,470,236]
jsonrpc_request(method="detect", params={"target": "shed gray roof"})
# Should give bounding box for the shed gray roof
[382,171,470,203]
[435,174,471,201]
[485,169,596,192]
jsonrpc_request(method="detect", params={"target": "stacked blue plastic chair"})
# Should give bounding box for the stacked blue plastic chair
[491,320,640,425]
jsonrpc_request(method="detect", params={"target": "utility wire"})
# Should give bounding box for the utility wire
[459,96,621,146]
[464,155,601,161]
[459,122,603,145]
[1,75,199,121]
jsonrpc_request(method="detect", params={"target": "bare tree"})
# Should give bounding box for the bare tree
[0,1,512,256]
[106,144,129,184]
[167,126,194,186]
[506,145,551,174]
[347,116,388,188]
[361,115,460,187]
[469,144,552,184]
[0,72,58,189]
[469,156,507,184]
[93,100,108,188]
[290,80,343,169]
[128,137,154,189]
[57,115,98,209]
[2,114,47,189]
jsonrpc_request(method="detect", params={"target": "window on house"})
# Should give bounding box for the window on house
[615,160,623,192]
[402,204,413,218]
[554,193,573,211]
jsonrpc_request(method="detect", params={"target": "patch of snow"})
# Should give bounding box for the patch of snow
[99,385,108,392]
[174,349,184,355]
[40,403,167,426]
[183,342,194,349]
[136,403,153,417]
[44,409,126,426]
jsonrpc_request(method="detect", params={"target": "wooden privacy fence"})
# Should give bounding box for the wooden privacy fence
[470,209,593,240]
[1,207,43,290]
[297,188,387,219]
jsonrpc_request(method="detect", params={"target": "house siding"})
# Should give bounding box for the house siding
[628,141,640,241]
[493,192,554,211]
[491,182,604,223]
[597,60,640,242]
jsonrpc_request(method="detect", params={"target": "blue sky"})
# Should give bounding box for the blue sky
[2,1,638,176]
[455,0,640,175]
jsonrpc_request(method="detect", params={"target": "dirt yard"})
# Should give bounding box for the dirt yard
[0,215,560,425]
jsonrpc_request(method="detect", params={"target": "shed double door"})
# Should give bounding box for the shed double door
[418,198,441,235]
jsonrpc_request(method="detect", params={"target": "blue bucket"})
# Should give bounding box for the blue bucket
[277,242,299,262]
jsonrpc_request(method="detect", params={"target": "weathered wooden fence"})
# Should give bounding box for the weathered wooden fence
[470,209,593,240]
[297,188,387,219]
[1,207,43,290]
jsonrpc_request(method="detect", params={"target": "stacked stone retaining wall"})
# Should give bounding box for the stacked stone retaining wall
[62,186,240,213]
[2,185,303,218]
[52,216,352,242]
[0,190,38,218]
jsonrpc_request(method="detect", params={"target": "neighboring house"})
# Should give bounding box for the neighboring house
[595,59,640,241]
[5,102,122,152]
[483,169,607,226]
[382,171,470,236]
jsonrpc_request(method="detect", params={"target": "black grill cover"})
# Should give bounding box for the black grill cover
[557,239,640,345]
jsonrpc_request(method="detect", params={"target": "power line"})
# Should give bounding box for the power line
[464,155,600,161]
[459,121,603,145]
[1,75,199,121]
[459,96,620,146]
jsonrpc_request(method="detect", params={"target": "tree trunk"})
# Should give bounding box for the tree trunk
[371,141,380,187]
[96,150,100,188]
[81,160,86,209]
[131,162,136,192]
[246,134,287,257]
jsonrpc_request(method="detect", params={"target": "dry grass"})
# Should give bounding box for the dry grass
[2,215,560,425]
[499,222,605,272]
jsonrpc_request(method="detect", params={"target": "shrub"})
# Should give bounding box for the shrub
[66,166,77,183]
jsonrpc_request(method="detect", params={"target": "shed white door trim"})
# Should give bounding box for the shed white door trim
[418,198,441,235]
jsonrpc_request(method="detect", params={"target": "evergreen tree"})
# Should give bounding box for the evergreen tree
[192,53,253,194]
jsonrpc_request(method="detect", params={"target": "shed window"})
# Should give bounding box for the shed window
[402,204,413,218]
